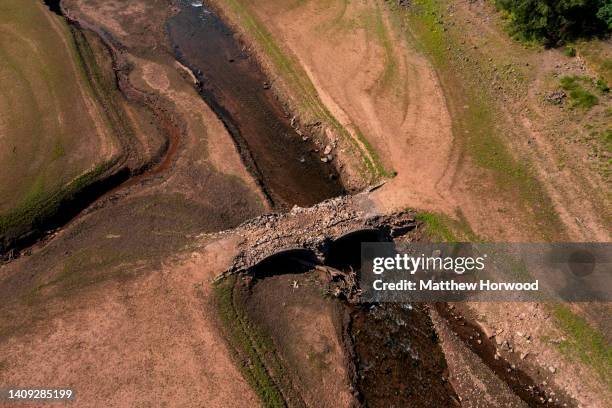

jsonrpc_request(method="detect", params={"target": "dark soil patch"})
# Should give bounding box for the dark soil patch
[349,302,460,407]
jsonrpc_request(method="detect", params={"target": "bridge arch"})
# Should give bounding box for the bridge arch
[325,228,389,270]
[249,247,319,279]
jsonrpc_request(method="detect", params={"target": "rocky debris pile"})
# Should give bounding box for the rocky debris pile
[545,90,566,105]
[316,264,360,301]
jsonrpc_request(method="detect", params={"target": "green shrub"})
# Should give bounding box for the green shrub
[495,0,611,46]
[559,75,599,108]
[564,45,577,57]
[597,2,612,28]
[596,78,610,93]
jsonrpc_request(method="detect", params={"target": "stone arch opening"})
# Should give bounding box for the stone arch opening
[249,248,319,279]
[324,228,389,271]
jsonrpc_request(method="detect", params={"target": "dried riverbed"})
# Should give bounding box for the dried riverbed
[168,0,344,208]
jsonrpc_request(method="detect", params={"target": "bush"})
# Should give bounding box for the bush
[495,0,611,46]
[595,78,610,92]
[559,75,599,109]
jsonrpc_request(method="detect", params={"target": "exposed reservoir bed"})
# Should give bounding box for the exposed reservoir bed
[167,0,344,208]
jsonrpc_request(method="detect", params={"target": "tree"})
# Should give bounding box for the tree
[495,0,611,46]
[597,1,612,29]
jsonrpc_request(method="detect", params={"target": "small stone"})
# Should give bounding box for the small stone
[323,145,333,155]
[548,366,556,374]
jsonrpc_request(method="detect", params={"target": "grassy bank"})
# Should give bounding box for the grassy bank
[388,0,565,239]
[0,0,131,249]
[214,275,305,408]
[550,304,612,388]
[0,159,120,246]
[416,211,479,242]
[217,0,390,180]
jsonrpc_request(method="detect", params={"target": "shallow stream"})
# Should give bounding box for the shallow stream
[167,0,344,208]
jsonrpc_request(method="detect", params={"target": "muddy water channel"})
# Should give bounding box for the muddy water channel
[167,1,344,208]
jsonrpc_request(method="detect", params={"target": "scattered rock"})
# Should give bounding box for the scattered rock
[545,90,566,105]
[323,145,333,155]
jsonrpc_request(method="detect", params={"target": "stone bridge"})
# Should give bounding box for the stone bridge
[213,193,418,278]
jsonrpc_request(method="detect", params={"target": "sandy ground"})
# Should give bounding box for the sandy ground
[443,0,611,242]
[230,0,455,213]
[463,301,612,407]
[245,271,354,408]
[214,0,526,239]
[214,0,610,242]
[1,1,267,405]
[0,237,261,408]
[1,0,608,406]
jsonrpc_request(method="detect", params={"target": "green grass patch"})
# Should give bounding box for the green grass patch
[0,159,117,240]
[564,45,577,57]
[560,75,599,109]
[550,304,612,387]
[596,78,610,93]
[416,211,479,242]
